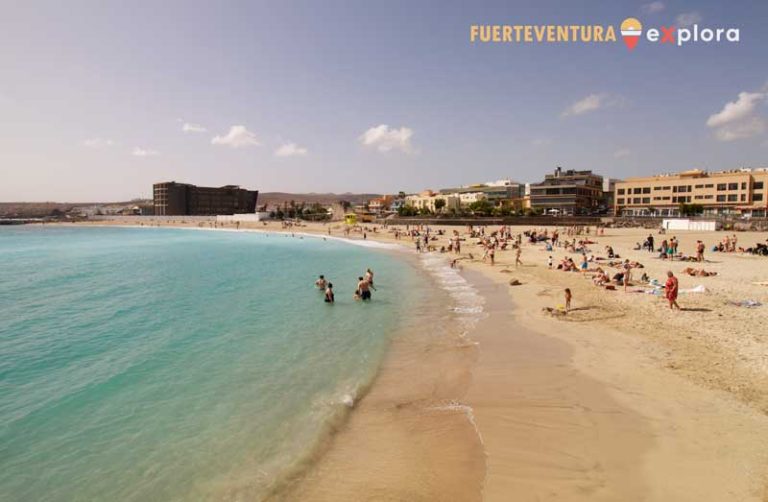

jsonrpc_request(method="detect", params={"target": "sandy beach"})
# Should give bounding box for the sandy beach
[68,219,768,500]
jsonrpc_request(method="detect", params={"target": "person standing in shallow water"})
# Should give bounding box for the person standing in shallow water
[356,276,372,301]
[324,283,335,303]
[364,268,375,289]
[315,275,327,289]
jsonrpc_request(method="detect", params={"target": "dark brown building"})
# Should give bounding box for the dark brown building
[529,167,604,215]
[153,182,258,216]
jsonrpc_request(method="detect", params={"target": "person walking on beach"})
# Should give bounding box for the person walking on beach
[515,247,522,268]
[489,246,495,266]
[548,255,553,269]
[622,260,631,292]
[564,288,572,312]
[647,234,655,253]
[324,283,335,303]
[696,240,705,262]
[665,271,680,310]
[357,276,372,301]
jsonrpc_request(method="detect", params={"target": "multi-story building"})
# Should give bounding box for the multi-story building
[153,182,259,216]
[457,192,487,206]
[405,190,460,213]
[614,168,768,217]
[439,179,525,203]
[529,167,604,215]
[368,195,394,214]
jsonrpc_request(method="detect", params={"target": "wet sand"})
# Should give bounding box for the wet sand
[465,270,650,500]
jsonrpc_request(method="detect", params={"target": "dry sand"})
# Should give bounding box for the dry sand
[69,219,768,500]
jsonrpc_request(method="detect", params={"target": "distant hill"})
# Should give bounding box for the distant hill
[0,201,151,218]
[0,193,382,218]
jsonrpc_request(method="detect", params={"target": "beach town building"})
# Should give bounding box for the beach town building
[438,179,525,204]
[405,190,460,213]
[457,192,488,205]
[529,167,604,215]
[368,195,394,214]
[614,168,768,217]
[389,197,406,212]
[153,182,258,216]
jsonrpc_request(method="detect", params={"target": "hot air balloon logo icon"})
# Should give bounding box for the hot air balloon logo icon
[621,18,643,50]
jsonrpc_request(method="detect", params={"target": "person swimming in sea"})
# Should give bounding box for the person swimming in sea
[324,282,335,303]
[315,275,327,290]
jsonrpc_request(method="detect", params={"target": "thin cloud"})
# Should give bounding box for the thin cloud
[676,11,702,28]
[614,148,631,158]
[83,138,115,148]
[274,143,308,157]
[211,125,260,148]
[182,122,207,133]
[641,1,665,14]
[132,147,159,157]
[561,94,615,117]
[707,90,767,141]
[714,117,765,142]
[359,124,415,153]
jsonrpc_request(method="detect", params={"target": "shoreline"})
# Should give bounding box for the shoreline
[41,220,768,499]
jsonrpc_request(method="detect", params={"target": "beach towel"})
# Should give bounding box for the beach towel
[679,285,707,294]
[729,300,762,308]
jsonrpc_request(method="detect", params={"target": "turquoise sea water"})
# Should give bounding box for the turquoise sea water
[0,226,423,501]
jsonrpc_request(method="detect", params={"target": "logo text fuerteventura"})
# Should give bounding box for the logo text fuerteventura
[469,18,740,51]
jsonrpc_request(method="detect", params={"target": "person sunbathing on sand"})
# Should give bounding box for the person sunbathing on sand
[593,268,610,286]
[681,267,718,277]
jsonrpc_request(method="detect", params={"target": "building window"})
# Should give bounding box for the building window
[705,184,713,188]
[741,194,746,202]
[727,194,738,202]
[653,186,662,190]
[717,184,727,191]
[642,197,650,204]
[617,198,625,204]
[741,182,747,190]
[633,188,642,194]
[633,197,641,204]
[717,195,726,202]
[642,187,651,194]
[755,193,764,201]
[755,181,764,190]
[728,183,738,190]
[617,188,625,195]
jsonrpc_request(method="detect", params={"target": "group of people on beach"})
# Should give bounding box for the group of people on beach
[314,268,375,304]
